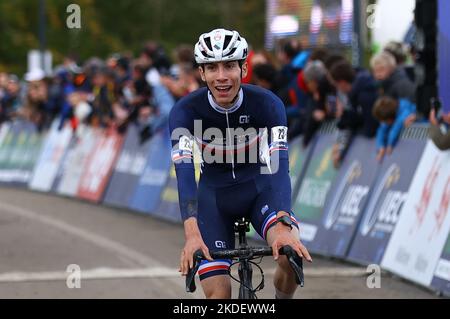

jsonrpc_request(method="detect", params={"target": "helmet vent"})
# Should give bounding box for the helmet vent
[204,37,213,52]
[223,35,232,49]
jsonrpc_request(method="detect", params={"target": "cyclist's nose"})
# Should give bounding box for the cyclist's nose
[216,65,227,81]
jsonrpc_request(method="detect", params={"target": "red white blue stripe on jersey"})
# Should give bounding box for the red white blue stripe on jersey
[198,259,231,280]
[269,142,288,155]
[171,150,193,162]
[261,211,299,240]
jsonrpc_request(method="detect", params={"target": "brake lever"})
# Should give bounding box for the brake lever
[185,250,204,293]
[280,246,305,287]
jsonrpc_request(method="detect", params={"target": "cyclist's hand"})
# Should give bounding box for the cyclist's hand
[180,234,212,276]
[270,225,312,263]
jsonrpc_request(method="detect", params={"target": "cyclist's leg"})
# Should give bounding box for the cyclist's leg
[199,179,260,298]
[197,181,234,299]
[250,178,301,298]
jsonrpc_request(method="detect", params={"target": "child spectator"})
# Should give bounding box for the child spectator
[372,96,417,161]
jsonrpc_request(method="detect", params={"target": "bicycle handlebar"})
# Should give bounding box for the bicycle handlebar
[185,245,304,293]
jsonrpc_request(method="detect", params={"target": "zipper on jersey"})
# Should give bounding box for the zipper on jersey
[225,111,236,179]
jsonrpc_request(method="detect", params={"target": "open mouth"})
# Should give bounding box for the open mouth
[215,85,232,95]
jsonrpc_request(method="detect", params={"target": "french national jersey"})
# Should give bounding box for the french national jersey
[168,84,291,221]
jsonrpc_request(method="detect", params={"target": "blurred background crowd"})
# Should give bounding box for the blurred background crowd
[0,0,449,164]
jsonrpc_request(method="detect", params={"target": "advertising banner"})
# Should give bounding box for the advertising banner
[0,121,41,185]
[29,121,73,192]
[0,121,21,177]
[0,123,12,175]
[102,124,153,208]
[348,138,427,265]
[54,126,99,196]
[381,141,450,287]
[129,129,172,214]
[153,164,182,223]
[431,234,450,296]
[289,136,314,198]
[77,127,124,203]
[20,125,45,184]
[291,133,338,248]
[306,136,380,257]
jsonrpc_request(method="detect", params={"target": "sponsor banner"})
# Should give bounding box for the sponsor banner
[381,141,450,287]
[0,121,21,173]
[348,138,427,265]
[77,127,124,203]
[431,234,450,296]
[20,124,45,183]
[0,121,42,185]
[0,123,12,170]
[153,164,182,222]
[289,136,314,198]
[102,124,153,208]
[28,121,73,192]
[54,126,99,196]
[291,134,338,247]
[306,136,379,256]
[129,129,172,214]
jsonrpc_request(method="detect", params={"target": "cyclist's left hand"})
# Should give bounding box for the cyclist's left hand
[270,225,312,263]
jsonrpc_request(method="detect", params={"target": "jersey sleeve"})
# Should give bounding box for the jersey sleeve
[265,95,292,215]
[168,102,198,222]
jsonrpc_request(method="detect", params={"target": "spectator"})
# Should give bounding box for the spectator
[50,67,76,130]
[252,63,283,99]
[17,68,53,131]
[324,54,346,71]
[0,74,23,122]
[372,96,417,161]
[383,41,415,83]
[329,60,379,167]
[0,72,9,100]
[370,51,416,103]
[276,38,302,91]
[161,63,199,99]
[86,66,115,127]
[287,48,332,139]
[300,60,335,146]
[429,108,450,151]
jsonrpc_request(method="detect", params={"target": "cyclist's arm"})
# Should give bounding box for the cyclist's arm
[266,97,292,216]
[168,103,198,222]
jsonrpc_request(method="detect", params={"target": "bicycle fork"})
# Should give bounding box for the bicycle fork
[238,259,255,299]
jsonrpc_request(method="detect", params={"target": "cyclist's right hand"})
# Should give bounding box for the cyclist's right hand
[180,234,213,276]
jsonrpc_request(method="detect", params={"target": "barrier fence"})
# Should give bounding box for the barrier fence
[1,118,449,296]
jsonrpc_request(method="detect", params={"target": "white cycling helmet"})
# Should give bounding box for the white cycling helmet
[194,28,248,64]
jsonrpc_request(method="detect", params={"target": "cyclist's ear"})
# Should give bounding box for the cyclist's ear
[198,66,206,82]
[240,61,248,79]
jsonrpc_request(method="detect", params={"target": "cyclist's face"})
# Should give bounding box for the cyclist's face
[199,61,248,108]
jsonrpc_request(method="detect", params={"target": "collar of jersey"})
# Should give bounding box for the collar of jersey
[207,88,243,114]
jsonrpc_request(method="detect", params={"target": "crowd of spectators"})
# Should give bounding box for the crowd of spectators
[0,37,448,156]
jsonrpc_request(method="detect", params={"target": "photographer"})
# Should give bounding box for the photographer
[429,104,450,151]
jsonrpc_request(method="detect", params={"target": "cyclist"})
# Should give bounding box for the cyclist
[169,28,312,299]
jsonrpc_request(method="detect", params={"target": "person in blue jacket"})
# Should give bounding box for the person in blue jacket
[372,96,417,161]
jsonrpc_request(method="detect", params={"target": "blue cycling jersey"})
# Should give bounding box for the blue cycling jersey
[169,84,292,222]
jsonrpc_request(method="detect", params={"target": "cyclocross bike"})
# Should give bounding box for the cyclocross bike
[185,217,305,299]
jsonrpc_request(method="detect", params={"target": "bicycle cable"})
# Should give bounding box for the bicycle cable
[228,258,266,299]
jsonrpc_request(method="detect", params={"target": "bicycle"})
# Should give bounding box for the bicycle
[185,217,305,299]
